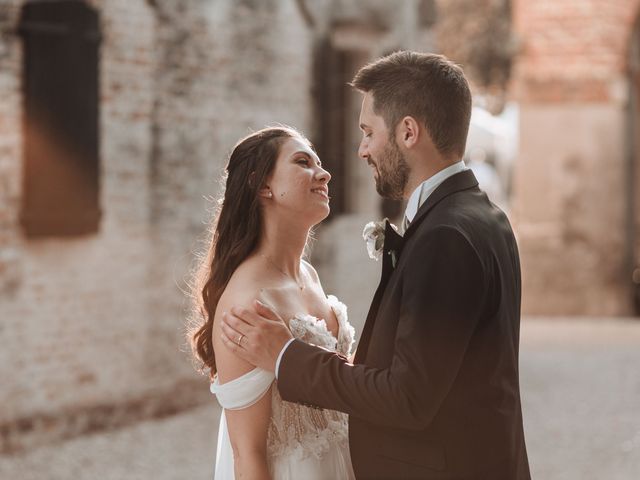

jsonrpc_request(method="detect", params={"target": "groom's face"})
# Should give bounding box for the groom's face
[358,93,410,200]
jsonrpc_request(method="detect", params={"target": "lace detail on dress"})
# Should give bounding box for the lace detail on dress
[289,315,337,351]
[266,295,355,462]
[268,390,349,461]
[328,294,355,358]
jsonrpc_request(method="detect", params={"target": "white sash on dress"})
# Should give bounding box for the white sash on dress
[210,368,275,410]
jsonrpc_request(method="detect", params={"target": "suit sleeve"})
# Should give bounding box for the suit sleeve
[277,226,486,430]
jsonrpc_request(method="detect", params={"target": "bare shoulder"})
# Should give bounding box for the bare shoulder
[220,258,291,311]
[218,258,265,309]
[212,257,301,381]
[213,259,271,384]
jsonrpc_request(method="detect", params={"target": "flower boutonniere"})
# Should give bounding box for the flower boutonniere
[362,219,399,263]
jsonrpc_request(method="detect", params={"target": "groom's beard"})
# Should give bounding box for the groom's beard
[372,139,410,200]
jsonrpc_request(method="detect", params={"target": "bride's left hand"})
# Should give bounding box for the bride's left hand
[221,300,294,373]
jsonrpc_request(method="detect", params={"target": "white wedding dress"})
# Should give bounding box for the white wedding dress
[210,295,356,479]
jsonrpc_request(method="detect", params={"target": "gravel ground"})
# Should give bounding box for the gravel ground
[1,318,639,480]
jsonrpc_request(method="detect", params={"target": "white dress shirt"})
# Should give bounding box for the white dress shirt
[275,161,468,378]
[404,160,468,224]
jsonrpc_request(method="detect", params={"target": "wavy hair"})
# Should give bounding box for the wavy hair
[188,126,305,379]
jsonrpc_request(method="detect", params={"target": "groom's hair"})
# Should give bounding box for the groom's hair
[350,51,472,159]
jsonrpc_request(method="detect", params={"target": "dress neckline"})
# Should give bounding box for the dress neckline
[292,296,343,342]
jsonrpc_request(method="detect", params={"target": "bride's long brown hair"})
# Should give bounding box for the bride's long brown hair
[188,126,303,379]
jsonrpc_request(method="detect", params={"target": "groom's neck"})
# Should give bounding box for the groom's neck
[404,156,460,199]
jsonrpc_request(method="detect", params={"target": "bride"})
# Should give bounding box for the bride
[189,126,356,479]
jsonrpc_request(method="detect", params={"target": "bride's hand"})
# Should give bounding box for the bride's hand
[220,300,294,373]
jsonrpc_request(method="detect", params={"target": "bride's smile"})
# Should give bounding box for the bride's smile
[261,136,331,224]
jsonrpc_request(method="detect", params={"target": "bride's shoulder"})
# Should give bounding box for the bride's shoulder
[218,257,290,311]
[212,261,278,383]
[219,260,266,306]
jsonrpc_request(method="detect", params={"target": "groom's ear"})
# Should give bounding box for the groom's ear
[398,116,420,149]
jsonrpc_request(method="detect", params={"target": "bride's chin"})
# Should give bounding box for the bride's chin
[309,205,330,224]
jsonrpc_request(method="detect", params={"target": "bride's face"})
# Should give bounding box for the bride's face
[263,136,331,224]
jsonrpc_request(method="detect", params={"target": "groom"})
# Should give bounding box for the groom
[222,51,531,479]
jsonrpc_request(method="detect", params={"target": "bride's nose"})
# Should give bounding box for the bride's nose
[315,167,331,184]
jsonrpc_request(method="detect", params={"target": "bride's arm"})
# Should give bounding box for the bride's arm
[213,293,272,480]
[224,391,272,480]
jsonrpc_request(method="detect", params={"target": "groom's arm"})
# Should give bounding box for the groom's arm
[275,338,296,378]
[277,226,487,430]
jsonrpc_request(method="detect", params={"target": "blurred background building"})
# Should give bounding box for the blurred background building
[512,0,640,317]
[0,0,440,455]
[0,0,639,472]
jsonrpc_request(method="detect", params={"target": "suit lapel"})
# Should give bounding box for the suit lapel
[355,221,404,363]
[355,170,479,364]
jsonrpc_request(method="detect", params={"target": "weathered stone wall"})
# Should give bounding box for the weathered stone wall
[0,0,314,452]
[0,0,442,451]
[0,0,21,300]
[145,0,315,389]
[0,0,163,452]
[511,0,640,315]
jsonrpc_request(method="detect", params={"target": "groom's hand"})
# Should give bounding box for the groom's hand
[221,300,293,373]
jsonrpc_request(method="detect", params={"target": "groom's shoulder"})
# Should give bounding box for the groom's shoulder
[410,222,476,254]
[426,189,501,228]
[410,201,489,248]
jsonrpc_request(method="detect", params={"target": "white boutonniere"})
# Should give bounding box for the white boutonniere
[362,219,399,263]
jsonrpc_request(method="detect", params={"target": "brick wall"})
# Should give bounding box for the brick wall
[513,0,637,103]
[0,0,314,452]
[0,0,439,451]
[511,0,640,315]
[0,1,22,298]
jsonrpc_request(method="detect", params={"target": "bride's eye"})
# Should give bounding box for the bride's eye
[296,158,310,166]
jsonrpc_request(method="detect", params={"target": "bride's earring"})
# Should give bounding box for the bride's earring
[259,186,273,199]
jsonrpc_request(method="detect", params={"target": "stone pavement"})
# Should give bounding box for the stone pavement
[1,318,639,480]
[518,318,640,480]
